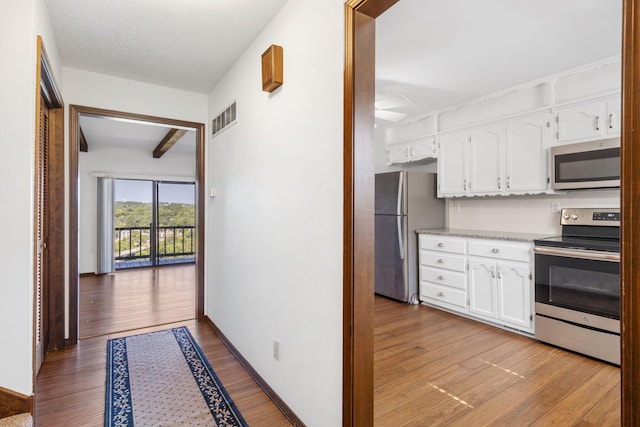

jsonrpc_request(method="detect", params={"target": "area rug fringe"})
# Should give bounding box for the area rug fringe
[106,327,247,426]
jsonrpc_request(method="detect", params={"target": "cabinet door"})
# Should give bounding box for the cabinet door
[468,258,497,319]
[437,132,468,196]
[387,142,409,164]
[497,261,531,330]
[505,113,551,193]
[469,124,504,194]
[556,101,604,143]
[605,97,621,136]
[409,137,436,161]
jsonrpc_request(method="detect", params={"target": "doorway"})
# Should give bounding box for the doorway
[68,105,206,344]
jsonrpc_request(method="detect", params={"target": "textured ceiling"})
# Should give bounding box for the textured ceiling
[376,0,623,123]
[45,0,288,93]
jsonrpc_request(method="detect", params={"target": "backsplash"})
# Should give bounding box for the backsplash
[446,189,620,236]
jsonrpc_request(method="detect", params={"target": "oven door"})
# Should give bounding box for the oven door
[534,246,620,320]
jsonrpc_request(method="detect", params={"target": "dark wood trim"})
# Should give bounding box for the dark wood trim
[79,272,96,277]
[621,0,640,424]
[0,387,33,418]
[152,128,187,158]
[202,317,305,426]
[355,0,399,18]
[343,1,382,425]
[79,126,88,152]
[68,105,206,343]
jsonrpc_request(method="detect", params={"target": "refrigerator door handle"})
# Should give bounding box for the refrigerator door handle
[396,172,404,216]
[397,215,405,259]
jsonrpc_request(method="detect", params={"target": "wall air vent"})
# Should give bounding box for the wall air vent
[211,101,237,138]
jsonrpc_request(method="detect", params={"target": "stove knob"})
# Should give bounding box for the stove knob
[570,214,578,220]
[562,213,570,220]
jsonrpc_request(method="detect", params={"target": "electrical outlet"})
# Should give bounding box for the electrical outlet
[273,339,280,361]
[551,202,560,213]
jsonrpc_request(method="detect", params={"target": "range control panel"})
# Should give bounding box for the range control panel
[560,208,620,227]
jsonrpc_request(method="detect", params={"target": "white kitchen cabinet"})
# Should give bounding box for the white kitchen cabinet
[497,261,531,329]
[469,124,504,194]
[555,96,621,144]
[438,113,551,197]
[437,131,468,196]
[418,235,468,314]
[386,136,436,165]
[505,113,552,193]
[419,234,534,334]
[468,258,498,319]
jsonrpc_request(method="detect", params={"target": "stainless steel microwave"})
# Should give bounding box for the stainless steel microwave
[551,139,620,190]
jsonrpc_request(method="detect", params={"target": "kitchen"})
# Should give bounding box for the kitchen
[372,0,622,424]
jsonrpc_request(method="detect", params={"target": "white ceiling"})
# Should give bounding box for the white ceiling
[79,115,196,156]
[45,0,288,94]
[376,0,623,123]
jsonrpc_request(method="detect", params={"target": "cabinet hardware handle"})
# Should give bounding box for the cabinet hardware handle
[497,176,501,189]
[437,242,444,247]
[438,275,445,280]
[491,248,500,253]
[595,116,600,131]
[491,267,496,278]
[463,180,467,191]
[507,176,511,189]
[438,258,445,263]
[609,113,614,129]
[437,292,444,297]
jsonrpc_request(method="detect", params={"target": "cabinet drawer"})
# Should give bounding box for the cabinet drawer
[468,240,531,262]
[420,266,466,290]
[420,251,466,272]
[420,283,467,308]
[419,235,466,254]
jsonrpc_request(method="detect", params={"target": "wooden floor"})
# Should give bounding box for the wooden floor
[79,265,196,338]
[374,295,621,426]
[36,266,292,426]
[36,269,621,426]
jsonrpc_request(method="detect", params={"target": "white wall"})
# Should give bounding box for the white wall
[0,0,61,396]
[447,189,620,235]
[78,147,195,274]
[206,0,343,425]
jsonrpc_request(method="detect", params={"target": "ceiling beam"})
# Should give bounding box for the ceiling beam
[153,128,187,158]
[79,126,88,152]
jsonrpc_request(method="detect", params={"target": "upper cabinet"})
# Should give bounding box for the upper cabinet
[385,57,620,198]
[555,96,621,144]
[438,113,551,197]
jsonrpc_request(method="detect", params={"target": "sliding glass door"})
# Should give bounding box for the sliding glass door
[114,179,195,269]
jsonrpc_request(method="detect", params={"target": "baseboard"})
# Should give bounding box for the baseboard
[203,317,306,427]
[0,387,33,419]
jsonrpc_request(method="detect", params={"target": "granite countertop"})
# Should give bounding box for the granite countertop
[415,228,553,243]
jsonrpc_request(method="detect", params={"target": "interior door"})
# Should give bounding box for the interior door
[35,94,49,374]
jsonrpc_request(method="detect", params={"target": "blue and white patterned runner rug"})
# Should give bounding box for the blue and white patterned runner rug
[106,327,248,426]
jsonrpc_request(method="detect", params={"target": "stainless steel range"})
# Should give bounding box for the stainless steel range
[534,208,620,365]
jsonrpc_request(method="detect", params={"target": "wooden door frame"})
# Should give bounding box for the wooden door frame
[67,105,206,344]
[34,35,64,383]
[344,0,640,425]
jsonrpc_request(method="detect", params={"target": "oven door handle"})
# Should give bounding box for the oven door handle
[534,246,620,262]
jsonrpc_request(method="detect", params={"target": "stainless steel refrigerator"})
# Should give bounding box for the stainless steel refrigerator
[375,171,445,303]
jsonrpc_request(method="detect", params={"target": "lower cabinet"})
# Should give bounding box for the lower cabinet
[419,234,534,334]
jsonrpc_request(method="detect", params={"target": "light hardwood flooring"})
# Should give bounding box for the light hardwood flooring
[374,295,621,426]
[35,268,621,426]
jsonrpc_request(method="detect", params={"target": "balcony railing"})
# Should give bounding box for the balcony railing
[114,225,195,262]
